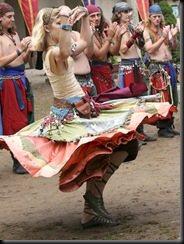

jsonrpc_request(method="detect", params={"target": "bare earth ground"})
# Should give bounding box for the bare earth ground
[0,69,181,241]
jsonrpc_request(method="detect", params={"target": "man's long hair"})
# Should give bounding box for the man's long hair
[0,23,16,35]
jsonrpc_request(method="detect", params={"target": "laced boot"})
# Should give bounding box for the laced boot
[83,190,112,219]
[84,162,121,219]
[81,202,120,228]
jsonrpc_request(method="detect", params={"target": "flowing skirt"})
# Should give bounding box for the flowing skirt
[0,96,177,192]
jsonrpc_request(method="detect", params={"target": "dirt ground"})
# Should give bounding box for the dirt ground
[0,69,181,241]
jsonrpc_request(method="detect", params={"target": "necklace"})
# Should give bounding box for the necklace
[4,32,16,46]
[94,32,104,47]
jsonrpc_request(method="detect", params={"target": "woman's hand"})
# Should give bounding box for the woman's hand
[69,6,89,25]
[57,5,72,18]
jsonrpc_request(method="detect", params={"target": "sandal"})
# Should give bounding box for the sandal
[81,214,120,228]
[83,190,112,219]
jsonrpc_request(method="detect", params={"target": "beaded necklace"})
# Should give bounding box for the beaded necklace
[4,32,16,46]
[94,31,105,47]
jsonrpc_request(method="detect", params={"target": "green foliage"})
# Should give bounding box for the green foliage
[159,1,177,25]
[110,55,118,64]
[159,1,180,64]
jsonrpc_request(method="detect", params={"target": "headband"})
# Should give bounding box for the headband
[0,3,14,17]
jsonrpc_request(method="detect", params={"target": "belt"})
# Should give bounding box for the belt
[91,61,108,66]
[53,97,72,110]
[121,59,142,65]
[120,59,141,83]
[75,73,91,79]
[150,59,173,65]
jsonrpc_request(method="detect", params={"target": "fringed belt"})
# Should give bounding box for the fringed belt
[120,59,143,83]
[53,98,72,110]
[150,59,173,65]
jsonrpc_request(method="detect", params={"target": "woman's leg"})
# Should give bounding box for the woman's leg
[81,150,128,225]
[81,138,139,226]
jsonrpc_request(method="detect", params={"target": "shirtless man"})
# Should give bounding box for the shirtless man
[85,4,119,94]
[143,5,180,138]
[111,2,157,145]
[71,25,97,96]
[0,3,34,174]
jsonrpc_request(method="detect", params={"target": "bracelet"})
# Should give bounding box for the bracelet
[78,6,89,16]
[106,38,114,45]
[71,43,77,52]
[60,24,71,31]
[16,49,21,56]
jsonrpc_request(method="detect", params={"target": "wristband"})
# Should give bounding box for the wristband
[16,49,21,56]
[131,32,138,40]
[106,38,114,45]
[126,40,134,48]
[60,24,71,31]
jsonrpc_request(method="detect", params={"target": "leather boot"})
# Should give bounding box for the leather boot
[12,161,28,174]
[11,152,28,174]
[167,125,180,136]
[137,125,157,142]
[158,128,174,138]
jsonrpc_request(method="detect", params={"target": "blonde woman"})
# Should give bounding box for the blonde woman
[0,5,177,228]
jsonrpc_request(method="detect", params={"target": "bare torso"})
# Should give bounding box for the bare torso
[119,30,140,59]
[143,27,173,60]
[73,52,91,75]
[0,33,24,67]
[71,32,91,75]
[91,32,108,62]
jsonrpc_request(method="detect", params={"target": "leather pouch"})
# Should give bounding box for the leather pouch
[74,100,91,119]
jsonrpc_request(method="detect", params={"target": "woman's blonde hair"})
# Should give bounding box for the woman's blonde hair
[32,7,60,51]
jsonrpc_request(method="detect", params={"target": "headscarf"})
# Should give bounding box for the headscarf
[149,5,162,15]
[0,3,14,17]
[86,4,100,15]
[112,2,132,14]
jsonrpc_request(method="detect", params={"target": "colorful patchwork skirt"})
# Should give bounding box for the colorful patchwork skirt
[0,95,177,192]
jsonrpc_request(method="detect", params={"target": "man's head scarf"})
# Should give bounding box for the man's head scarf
[112,2,132,14]
[86,4,100,15]
[0,3,14,17]
[149,5,162,15]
